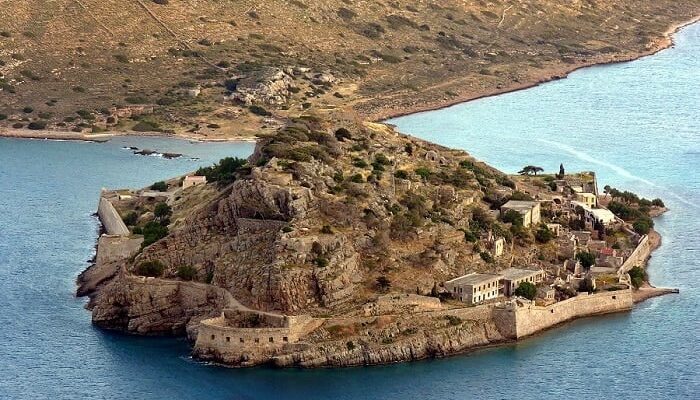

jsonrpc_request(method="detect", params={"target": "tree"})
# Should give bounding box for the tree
[154,202,172,222]
[501,209,524,227]
[628,266,647,289]
[514,281,537,300]
[576,251,596,271]
[518,165,544,176]
[121,211,138,226]
[633,219,651,235]
[141,221,169,247]
[578,277,594,293]
[150,181,168,191]
[535,223,554,243]
[651,198,665,207]
[376,275,391,291]
[557,163,565,178]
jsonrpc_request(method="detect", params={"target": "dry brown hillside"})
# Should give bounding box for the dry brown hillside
[0,0,698,137]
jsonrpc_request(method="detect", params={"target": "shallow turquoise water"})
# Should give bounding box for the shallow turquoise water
[1,23,698,400]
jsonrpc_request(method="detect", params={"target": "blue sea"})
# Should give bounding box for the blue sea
[1,23,698,400]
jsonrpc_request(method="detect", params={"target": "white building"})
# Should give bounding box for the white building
[445,273,503,305]
[500,268,546,297]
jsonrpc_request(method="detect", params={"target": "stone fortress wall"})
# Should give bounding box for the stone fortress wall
[193,309,321,357]
[618,234,651,275]
[97,197,129,236]
[492,289,634,339]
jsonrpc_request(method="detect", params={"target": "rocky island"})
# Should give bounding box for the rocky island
[78,113,672,367]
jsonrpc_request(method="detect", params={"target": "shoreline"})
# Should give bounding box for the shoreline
[372,15,700,122]
[0,127,258,143]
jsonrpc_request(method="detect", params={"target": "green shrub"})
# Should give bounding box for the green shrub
[576,251,596,270]
[628,266,647,289]
[135,260,165,277]
[141,221,169,247]
[514,282,537,300]
[177,265,197,281]
[444,315,462,326]
[125,96,148,104]
[27,121,47,130]
[535,223,554,243]
[75,110,94,120]
[249,105,270,116]
[334,128,352,141]
[314,257,329,268]
[122,212,138,226]
[150,181,168,192]
[394,170,409,179]
[195,156,247,184]
[12,122,24,129]
[349,173,364,183]
[0,114,7,120]
[113,54,129,63]
[22,106,34,113]
[353,159,368,168]
[154,202,172,221]
[282,226,293,233]
[132,120,161,132]
[479,251,494,263]
[415,167,431,179]
[321,225,333,234]
[346,341,356,350]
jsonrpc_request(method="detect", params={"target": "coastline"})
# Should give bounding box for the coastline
[371,15,700,122]
[0,127,258,143]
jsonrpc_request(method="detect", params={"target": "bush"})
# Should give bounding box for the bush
[514,282,537,300]
[141,221,168,247]
[132,120,161,132]
[122,212,138,226]
[376,275,391,291]
[314,257,329,268]
[578,277,595,294]
[153,0,169,4]
[249,105,270,116]
[349,173,364,183]
[0,114,6,120]
[334,128,352,141]
[125,96,148,104]
[535,223,554,243]
[113,54,129,63]
[444,315,462,326]
[628,266,647,289]
[150,181,168,192]
[177,265,197,281]
[501,209,523,227]
[321,225,333,234]
[27,121,47,130]
[415,167,431,179]
[22,106,34,113]
[76,109,94,120]
[651,198,665,207]
[135,260,165,277]
[12,122,24,129]
[346,341,356,351]
[394,170,409,179]
[479,251,494,263]
[195,156,247,184]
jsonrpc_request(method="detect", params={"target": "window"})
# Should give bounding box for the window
[254,338,259,343]
[612,295,617,299]
[269,337,274,343]
[240,338,244,343]
[211,335,215,340]
[226,337,230,342]
[283,337,288,342]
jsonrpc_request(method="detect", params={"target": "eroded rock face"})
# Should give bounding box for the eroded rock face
[89,275,229,337]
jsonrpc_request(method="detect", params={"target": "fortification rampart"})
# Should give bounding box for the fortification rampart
[98,197,129,236]
[493,289,633,339]
[618,234,651,275]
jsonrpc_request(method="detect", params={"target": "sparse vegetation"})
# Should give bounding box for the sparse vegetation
[135,260,165,277]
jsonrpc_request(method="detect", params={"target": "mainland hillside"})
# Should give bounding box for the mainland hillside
[1,0,698,139]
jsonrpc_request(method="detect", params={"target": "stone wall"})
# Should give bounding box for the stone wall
[493,289,633,339]
[98,197,129,236]
[363,294,442,316]
[618,234,651,275]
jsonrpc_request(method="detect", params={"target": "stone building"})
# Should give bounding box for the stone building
[500,200,541,227]
[445,273,503,305]
[500,268,546,297]
[183,175,207,189]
